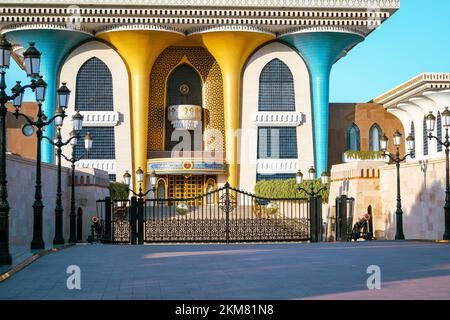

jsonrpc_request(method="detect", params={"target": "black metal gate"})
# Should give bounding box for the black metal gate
[96,198,131,243]
[335,195,355,241]
[97,183,319,244]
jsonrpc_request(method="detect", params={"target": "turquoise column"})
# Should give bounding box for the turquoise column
[280,31,364,175]
[5,28,91,163]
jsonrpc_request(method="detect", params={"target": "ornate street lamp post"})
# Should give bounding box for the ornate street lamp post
[43,100,88,245]
[123,168,157,199]
[63,127,92,244]
[123,168,157,245]
[296,167,329,243]
[296,166,329,197]
[0,37,58,255]
[381,130,415,240]
[426,108,450,240]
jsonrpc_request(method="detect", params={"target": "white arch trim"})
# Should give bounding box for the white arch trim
[239,41,313,191]
[59,39,132,180]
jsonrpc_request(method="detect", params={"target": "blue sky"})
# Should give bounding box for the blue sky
[331,0,450,102]
[5,0,450,102]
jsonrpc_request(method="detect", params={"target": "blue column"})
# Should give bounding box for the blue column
[5,28,91,163]
[280,31,364,175]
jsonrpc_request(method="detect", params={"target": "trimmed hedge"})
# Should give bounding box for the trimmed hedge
[345,150,384,160]
[109,182,129,200]
[255,178,329,201]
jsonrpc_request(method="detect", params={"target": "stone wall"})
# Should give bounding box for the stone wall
[380,157,446,240]
[327,157,447,241]
[327,161,384,240]
[6,154,109,247]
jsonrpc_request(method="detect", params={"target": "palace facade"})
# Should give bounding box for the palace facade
[0,0,401,196]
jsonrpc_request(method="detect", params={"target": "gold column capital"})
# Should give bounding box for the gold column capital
[190,31,274,187]
[97,29,184,191]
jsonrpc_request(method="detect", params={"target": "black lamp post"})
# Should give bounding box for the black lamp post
[0,34,15,265]
[123,168,157,199]
[63,128,92,244]
[295,166,329,197]
[426,108,450,240]
[123,168,157,245]
[296,167,329,243]
[43,105,88,245]
[381,130,415,240]
[0,37,58,255]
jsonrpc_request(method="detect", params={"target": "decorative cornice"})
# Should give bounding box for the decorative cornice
[188,25,274,36]
[0,23,93,36]
[0,0,401,9]
[374,73,450,108]
[95,23,184,36]
[0,2,398,37]
[279,26,366,38]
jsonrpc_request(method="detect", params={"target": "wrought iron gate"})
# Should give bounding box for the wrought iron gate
[335,195,355,241]
[96,198,131,243]
[97,183,315,244]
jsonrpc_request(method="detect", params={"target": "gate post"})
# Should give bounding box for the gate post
[102,196,112,243]
[137,197,144,245]
[225,182,230,244]
[337,195,348,241]
[310,196,323,243]
[130,196,137,245]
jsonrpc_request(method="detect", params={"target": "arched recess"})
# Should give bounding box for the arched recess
[240,41,313,192]
[165,64,204,152]
[59,40,132,185]
[147,46,224,155]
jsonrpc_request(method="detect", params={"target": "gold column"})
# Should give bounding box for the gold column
[191,29,274,187]
[97,28,184,191]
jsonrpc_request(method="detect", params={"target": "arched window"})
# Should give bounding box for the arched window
[437,112,443,153]
[423,117,429,156]
[156,179,166,206]
[258,58,295,112]
[206,179,216,205]
[410,121,416,159]
[369,123,382,152]
[346,123,360,151]
[75,57,113,111]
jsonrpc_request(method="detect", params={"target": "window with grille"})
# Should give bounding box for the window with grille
[75,57,113,111]
[437,112,443,153]
[411,121,416,159]
[258,59,295,112]
[347,123,361,151]
[74,127,115,160]
[256,173,296,181]
[423,117,428,156]
[257,127,297,159]
[108,174,116,182]
[369,123,382,152]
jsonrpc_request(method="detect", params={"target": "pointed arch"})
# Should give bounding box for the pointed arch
[423,117,429,156]
[75,56,113,111]
[411,121,416,159]
[369,123,382,152]
[437,112,443,153]
[258,58,295,112]
[347,123,360,151]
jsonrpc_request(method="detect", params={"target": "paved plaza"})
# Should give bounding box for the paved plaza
[1,241,450,300]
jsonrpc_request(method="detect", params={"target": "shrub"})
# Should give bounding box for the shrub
[344,150,384,160]
[109,182,129,200]
[254,178,330,202]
